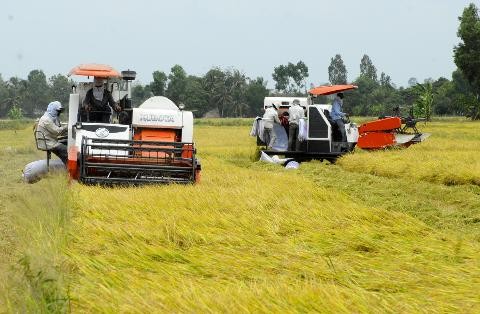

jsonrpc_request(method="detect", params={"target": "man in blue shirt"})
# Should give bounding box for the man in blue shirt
[330,93,347,142]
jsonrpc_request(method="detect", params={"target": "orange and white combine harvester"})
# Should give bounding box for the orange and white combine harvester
[67,64,201,184]
[256,84,429,161]
[307,84,430,151]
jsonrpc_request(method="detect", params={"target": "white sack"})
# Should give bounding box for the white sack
[271,155,290,164]
[298,118,307,142]
[259,151,275,163]
[285,160,300,169]
[22,159,66,184]
[250,118,265,140]
[252,118,288,151]
[271,124,288,151]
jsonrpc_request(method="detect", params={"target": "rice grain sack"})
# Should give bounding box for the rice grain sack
[22,159,66,183]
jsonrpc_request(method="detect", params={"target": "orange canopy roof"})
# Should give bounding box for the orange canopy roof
[68,64,120,78]
[308,84,358,96]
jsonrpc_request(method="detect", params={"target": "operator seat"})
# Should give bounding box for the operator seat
[118,95,132,125]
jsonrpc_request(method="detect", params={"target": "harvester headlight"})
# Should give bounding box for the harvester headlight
[76,122,82,129]
[178,103,185,110]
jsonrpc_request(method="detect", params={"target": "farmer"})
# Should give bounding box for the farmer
[262,103,280,149]
[288,99,305,151]
[331,92,347,142]
[279,111,290,136]
[35,101,68,164]
[83,76,121,123]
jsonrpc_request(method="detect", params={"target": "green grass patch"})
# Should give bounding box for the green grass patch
[0,119,35,130]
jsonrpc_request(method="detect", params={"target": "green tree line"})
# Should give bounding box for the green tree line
[0,71,73,119]
[0,60,474,120]
[131,65,269,118]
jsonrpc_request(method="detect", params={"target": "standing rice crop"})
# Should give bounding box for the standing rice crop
[65,124,480,313]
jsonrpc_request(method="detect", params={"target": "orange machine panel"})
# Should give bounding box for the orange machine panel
[359,117,402,134]
[357,132,396,149]
[181,144,194,159]
[133,128,176,142]
[133,129,177,158]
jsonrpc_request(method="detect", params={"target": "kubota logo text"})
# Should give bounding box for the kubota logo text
[139,114,175,123]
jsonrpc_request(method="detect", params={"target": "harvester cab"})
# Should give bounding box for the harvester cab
[66,64,201,185]
[255,85,359,162]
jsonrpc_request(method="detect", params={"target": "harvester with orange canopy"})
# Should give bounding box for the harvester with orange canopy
[66,64,201,184]
[310,84,430,150]
[254,84,429,162]
[255,85,360,162]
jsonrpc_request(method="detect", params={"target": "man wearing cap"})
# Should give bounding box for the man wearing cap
[262,103,280,149]
[36,101,68,164]
[83,77,121,123]
[331,93,347,142]
[288,99,305,151]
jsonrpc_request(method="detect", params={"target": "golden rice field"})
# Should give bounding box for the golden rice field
[339,121,480,186]
[1,118,480,313]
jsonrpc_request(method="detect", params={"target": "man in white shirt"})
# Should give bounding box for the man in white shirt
[288,99,305,151]
[262,104,280,149]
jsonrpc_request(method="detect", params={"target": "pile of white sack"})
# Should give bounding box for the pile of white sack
[259,151,300,169]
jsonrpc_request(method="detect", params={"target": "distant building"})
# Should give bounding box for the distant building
[203,108,220,118]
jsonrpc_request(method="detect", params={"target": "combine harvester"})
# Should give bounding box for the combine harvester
[66,64,201,184]
[254,85,359,162]
[254,84,429,162]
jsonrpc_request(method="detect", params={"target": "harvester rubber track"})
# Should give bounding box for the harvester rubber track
[79,137,200,185]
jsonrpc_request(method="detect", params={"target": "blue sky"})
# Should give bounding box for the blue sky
[1,0,476,87]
